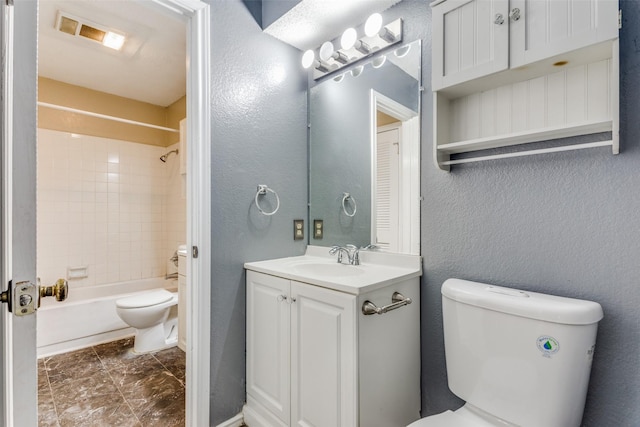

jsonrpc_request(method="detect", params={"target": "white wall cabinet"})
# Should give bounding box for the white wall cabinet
[244,270,420,427]
[431,0,620,170]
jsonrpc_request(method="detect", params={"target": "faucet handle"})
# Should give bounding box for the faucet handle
[360,244,378,251]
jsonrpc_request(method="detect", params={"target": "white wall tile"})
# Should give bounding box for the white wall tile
[37,129,186,288]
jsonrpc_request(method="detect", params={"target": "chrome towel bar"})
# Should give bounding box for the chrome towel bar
[362,292,411,315]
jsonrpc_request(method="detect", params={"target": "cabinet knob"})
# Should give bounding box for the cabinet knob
[290,297,297,304]
[509,8,521,21]
[277,294,288,302]
[494,13,504,25]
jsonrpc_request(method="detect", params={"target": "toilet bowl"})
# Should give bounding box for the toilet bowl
[408,278,603,427]
[116,289,179,353]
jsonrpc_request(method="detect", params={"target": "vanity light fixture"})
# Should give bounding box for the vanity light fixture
[301,49,330,73]
[301,13,403,80]
[341,28,371,54]
[320,41,349,64]
[365,12,398,43]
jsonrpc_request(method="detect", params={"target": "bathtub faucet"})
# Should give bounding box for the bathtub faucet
[165,272,179,280]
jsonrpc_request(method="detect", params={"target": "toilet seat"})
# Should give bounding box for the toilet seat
[116,289,174,309]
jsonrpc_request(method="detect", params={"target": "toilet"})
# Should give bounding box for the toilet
[409,278,603,427]
[116,289,179,353]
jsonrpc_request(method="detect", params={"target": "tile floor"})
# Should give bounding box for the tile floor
[38,338,185,427]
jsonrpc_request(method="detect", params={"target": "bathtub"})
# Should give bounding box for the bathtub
[37,277,177,357]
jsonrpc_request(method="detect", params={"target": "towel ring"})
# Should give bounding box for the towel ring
[342,192,357,217]
[255,185,280,216]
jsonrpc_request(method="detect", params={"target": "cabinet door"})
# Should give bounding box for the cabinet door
[246,271,291,425]
[510,0,619,68]
[432,0,509,91]
[290,281,356,427]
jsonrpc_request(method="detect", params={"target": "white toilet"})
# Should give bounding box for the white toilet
[116,289,179,353]
[409,278,603,427]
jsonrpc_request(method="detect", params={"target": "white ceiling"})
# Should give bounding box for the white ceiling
[38,0,187,107]
[264,0,402,51]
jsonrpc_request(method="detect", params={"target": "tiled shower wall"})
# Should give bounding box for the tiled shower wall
[37,128,186,288]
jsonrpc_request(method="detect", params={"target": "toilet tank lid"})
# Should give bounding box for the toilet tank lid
[116,289,174,309]
[442,278,603,325]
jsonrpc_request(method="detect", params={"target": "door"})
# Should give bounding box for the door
[375,127,400,252]
[431,0,509,91]
[246,271,291,425]
[1,0,39,425]
[509,0,619,68]
[290,281,356,427]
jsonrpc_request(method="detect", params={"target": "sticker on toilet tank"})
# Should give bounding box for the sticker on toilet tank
[536,336,560,357]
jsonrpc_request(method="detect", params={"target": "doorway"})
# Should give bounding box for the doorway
[1,0,211,425]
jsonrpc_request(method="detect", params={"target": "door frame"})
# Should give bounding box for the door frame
[2,0,212,425]
[151,0,212,425]
[370,90,420,255]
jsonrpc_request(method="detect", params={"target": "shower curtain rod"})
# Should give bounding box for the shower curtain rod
[38,102,180,133]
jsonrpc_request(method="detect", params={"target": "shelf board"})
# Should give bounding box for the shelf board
[437,120,613,154]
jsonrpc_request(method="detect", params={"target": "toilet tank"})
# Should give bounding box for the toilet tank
[442,278,603,427]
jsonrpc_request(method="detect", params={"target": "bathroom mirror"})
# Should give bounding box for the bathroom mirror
[309,39,421,254]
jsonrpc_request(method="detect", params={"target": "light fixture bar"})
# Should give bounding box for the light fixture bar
[302,17,403,80]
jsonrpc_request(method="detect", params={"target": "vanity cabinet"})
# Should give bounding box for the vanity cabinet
[431,0,620,170]
[244,269,420,427]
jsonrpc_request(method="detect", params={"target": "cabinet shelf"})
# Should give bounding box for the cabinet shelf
[438,120,613,154]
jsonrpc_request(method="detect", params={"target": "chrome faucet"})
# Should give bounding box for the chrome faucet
[329,245,353,264]
[329,244,378,265]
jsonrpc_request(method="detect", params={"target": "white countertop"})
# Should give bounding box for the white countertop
[244,246,422,295]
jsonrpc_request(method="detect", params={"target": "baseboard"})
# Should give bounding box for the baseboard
[37,329,135,358]
[216,412,244,427]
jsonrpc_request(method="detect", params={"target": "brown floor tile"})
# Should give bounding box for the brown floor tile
[39,339,184,427]
[57,400,140,427]
[45,348,102,385]
[38,390,59,427]
[153,347,186,385]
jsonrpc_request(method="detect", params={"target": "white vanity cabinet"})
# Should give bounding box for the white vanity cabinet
[432,0,619,91]
[244,254,421,427]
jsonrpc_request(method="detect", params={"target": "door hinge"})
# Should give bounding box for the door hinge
[192,245,199,258]
[618,9,622,29]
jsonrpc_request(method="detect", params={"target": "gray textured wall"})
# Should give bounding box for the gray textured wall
[208,0,640,425]
[309,61,419,248]
[208,0,307,424]
[380,0,640,425]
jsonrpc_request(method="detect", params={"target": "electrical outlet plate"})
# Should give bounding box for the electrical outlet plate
[313,219,323,239]
[293,219,304,240]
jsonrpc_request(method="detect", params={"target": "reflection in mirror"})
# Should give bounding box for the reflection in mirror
[309,40,421,255]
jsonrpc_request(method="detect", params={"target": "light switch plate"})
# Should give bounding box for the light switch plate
[313,219,323,239]
[293,219,304,240]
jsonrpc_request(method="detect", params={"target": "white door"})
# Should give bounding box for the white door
[246,271,291,425]
[431,0,509,91]
[1,0,39,425]
[509,0,619,68]
[375,127,400,252]
[290,281,356,427]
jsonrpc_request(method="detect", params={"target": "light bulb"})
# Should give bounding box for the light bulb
[351,65,364,78]
[341,28,357,50]
[301,50,315,69]
[365,13,383,37]
[319,41,335,62]
[372,55,386,68]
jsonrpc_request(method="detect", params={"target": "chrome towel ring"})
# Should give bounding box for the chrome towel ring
[342,192,357,217]
[255,185,280,216]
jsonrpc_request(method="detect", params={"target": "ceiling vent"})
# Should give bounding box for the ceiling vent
[55,11,126,50]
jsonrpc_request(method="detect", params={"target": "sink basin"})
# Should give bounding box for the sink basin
[292,262,365,277]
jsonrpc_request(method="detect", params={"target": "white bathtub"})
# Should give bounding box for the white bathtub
[37,277,177,357]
